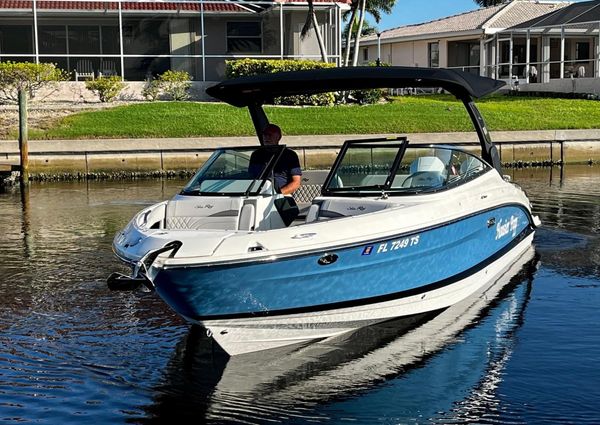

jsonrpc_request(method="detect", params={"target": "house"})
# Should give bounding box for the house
[495,0,600,93]
[359,0,570,79]
[0,0,349,82]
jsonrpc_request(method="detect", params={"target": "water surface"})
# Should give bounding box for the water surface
[0,166,598,424]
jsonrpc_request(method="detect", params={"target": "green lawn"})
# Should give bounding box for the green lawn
[27,95,600,139]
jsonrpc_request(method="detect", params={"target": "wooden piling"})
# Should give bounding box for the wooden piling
[18,89,29,184]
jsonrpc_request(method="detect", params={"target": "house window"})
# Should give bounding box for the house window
[576,42,590,61]
[227,22,261,53]
[363,48,368,62]
[0,25,34,54]
[69,26,100,54]
[38,26,67,54]
[428,42,439,68]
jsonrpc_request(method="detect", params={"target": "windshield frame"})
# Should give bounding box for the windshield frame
[321,138,493,197]
[180,145,286,197]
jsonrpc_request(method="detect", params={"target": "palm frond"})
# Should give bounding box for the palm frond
[300,0,315,39]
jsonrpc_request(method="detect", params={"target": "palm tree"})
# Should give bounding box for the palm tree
[300,0,328,62]
[343,17,377,40]
[344,0,395,66]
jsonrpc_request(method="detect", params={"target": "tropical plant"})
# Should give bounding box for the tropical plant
[342,18,377,41]
[344,0,395,66]
[0,61,68,103]
[85,76,125,103]
[158,70,192,101]
[141,78,161,101]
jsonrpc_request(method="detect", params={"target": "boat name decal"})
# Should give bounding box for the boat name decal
[194,204,214,209]
[364,235,420,256]
[292,233,317,240]
[495,215,519,240]
[347,206,366,211]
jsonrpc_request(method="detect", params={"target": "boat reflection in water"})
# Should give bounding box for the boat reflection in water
[139,247,538,424]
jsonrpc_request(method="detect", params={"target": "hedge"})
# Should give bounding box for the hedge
[225,59,337,106]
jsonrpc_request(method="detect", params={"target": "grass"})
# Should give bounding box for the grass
[25,95,600,140]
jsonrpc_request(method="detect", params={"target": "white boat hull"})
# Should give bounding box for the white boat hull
[200,232,535,355]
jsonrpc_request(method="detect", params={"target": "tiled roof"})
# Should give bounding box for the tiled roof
[0,0,248,11]
[363,0,569,43]
[512,0,600,28]
[487,1,569,28]
[0,0,348,12]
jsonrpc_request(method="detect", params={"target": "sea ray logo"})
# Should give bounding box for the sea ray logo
[292,233,317,240]
[495,215,519,240]
[195,204,214,209]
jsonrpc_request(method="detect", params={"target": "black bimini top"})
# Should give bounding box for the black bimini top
[206,66,505,107]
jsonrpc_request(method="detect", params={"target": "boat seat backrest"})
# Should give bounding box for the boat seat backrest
[409,156,446,174]
[165,196,243,230]
[317,199,390,220]
[305,204,320,223]
[402,156,446,188]
[238,204,256,231]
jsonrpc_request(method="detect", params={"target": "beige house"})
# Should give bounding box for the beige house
[359,0,570,80]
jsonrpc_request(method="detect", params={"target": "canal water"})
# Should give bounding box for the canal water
[0,166,598,424]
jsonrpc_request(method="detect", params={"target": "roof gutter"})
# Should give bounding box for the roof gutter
[359,29,484,46]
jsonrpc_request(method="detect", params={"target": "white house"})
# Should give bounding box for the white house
[359,0,570,79]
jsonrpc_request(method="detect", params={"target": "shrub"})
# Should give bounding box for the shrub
[349,88,384,105]
[158,70,191,101]
[347,61,389,105]
[85,76,125,102]
[225,59,336,106]
[142,78,161,101]
[0,61,68,103]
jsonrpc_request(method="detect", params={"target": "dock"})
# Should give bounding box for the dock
[0,129,598,180]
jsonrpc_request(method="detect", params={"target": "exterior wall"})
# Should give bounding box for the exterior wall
[439,40,448,68]
[287,10,331,60]
[519,78,600,95]
[391,41,414,66]
[33,81,217,102]
[362,35,479,69]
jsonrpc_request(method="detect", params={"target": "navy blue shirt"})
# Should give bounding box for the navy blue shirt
[249,147,302,191]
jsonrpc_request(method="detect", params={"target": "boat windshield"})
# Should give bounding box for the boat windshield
[323,140,491,196]
[181,146,285,196]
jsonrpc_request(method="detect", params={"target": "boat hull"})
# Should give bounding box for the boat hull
[151,204,535,355]
[199,232,534,355]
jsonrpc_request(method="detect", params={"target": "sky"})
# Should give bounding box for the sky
[376,0,588,32]
[377,0,480,31]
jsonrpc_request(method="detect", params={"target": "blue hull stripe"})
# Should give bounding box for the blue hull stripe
[174,225,533,320]
[154,204,534,321]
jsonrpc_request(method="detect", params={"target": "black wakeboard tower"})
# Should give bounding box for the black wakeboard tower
[205,66,505,173]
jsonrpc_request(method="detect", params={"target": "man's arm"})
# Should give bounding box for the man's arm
[280,175,301,195]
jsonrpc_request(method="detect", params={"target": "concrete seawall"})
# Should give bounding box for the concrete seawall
[1,129,599,177]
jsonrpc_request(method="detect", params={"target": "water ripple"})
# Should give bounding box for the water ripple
[0,169,599,423]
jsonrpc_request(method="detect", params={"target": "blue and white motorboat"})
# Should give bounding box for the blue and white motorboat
[110,67,540,355]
